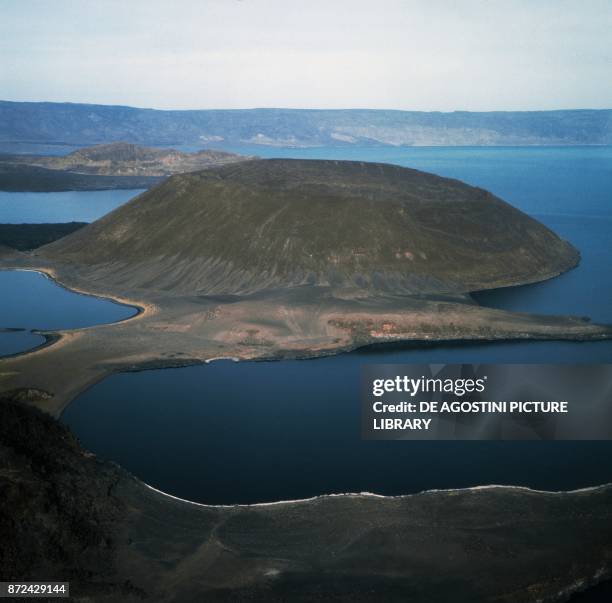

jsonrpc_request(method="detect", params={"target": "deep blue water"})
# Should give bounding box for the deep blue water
[0,330,46,358]
[2,145,609,599]
[0,270,137,356]
[61,352,612,505]
[0,189,144,223]
[474,213,612,326]
[59,146,612,505]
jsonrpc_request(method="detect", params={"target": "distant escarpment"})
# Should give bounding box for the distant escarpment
[40,158,579,295]
[1,101,611,147]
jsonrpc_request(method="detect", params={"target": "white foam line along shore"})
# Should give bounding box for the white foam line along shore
[143,481,612,510]
[204,357,240,363]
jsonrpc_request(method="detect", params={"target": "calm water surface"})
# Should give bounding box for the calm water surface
[60,146,612,505]
[0,146,605,603]
[0,270,137,356]
[0,189,144,223]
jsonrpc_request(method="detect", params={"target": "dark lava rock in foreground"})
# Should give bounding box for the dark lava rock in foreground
[1,394,611,602]
[0,397,141,599]
[40,158,578,295]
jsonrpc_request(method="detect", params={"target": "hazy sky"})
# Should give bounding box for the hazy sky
[1,0,611,111]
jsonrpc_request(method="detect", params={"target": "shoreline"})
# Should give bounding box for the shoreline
[4,266,150,320]
[5,390,612,602]
[1,249,611,419]
[0,267,152,362]
[53,326,611,416]
[142,479,612,510]
[0,331,58,360]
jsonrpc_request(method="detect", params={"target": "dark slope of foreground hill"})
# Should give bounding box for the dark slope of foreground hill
[1,395,612,602]
[41,158,578,295]
[0,397,137,598]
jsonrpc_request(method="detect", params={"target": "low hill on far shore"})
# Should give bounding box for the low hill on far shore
[8,142,249,177]
[0,142,250,191]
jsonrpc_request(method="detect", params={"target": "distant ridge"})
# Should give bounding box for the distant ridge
[1,101,611,148]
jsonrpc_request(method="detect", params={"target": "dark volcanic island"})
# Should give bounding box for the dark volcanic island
[1,158,610,413]
[1,159,612,601]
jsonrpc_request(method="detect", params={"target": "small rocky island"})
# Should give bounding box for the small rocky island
[0,142,249,191]
[1,159,612,601]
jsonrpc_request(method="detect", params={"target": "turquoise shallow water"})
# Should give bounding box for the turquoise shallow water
[58,146,612,505]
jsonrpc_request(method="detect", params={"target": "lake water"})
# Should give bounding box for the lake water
[0,146,602,603]
[474,213,612,326]
[0,189,144,223]
[0,270,137,357]
[57,146,612,505]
